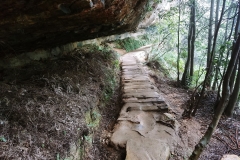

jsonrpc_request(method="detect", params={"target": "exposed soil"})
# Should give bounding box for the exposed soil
[147,60,240,160]
[0,45,125,160]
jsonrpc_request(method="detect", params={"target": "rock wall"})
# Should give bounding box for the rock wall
[0,29,147,69]
[0,0,149,57]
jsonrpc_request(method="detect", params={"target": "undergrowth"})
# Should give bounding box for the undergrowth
[114,37,149,52]
[0,44,120,159]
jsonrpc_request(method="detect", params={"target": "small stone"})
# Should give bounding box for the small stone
[221,154,240,160]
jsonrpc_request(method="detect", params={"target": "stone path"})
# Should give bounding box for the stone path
[110,51,180,160]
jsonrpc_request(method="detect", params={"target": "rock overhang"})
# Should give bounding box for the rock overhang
[0,0,149,57]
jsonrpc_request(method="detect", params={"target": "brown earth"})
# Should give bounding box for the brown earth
[147,60,240,160]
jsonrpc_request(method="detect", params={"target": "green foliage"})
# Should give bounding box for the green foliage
[190,68,206,87]
[84,135,93,144]
[85,108,101,128]
[102,61,119,102]
[181,51,188,59]
[0,137,7,142]
[115,38,146,52]
[56,153,60,160]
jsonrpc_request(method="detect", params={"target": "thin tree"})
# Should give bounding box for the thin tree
[229,2,240,93]
[181,0,196,86]
[216,2,239,103]
[191,0,226,116]
[189,32,240,160]
[206,0,216,87]
[225,56,240,116]
[212,1,235,90]
[177,0,181,83]
[190,0,196,78]
[225,1,240,116]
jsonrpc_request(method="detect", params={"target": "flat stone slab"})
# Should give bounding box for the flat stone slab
[123,88,158,94]
[122,75,149,79]
[126,138,170,160]
[120,103,168,114]
[123,72,144,75]
[123,91,159,98]
[123,77,149,81]
[122,65,141,69]
[124,82,153,86]
[118,112,176,130]
[123,85,156,90]
[111,121,140,148]
[122,68,142,71]
[122,71,146,75]
[122,76,149,80]
[121,61,138,65]
[123,97,165,103]
[123,80,150,83]
[122,62,138,66]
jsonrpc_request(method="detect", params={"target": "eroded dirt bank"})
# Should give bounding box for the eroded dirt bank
[0,44,124,159]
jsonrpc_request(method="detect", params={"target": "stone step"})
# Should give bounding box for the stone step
[122,77,149,81]
[120,103,168,114]
[123,85,156,90]
[122,74,148,78]
[122,68,142,71]
[122,69,146,73]
[123,88,158,94]
[122,65,142,69]
[123,82,153,86]
[122,71,146,75]
[122,75,149,79]
[122,63,139,66]
[123,97,164,103]
[123,80,151,83]
[122,62,138,65]
[123,91,159,98]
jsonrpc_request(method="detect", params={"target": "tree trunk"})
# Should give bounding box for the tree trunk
[208,0,221,88]
[206,0,217,87]
[177,0,181,83]
[207,0,214,70]
[229,64,238,92]
[229,2,240,92]
[225,57,240,117]
[216,3,238,103]
[189,32,240,160]
[225,0,240,114]
[190,0,196,78]
[212,1,234,91]
[192,0,226,116]
[181,0,195,87]
[181,7,192,86]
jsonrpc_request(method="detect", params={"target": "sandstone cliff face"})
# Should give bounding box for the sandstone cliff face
[0,0,149,56]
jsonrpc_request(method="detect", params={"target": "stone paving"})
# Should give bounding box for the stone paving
[110,52,180,160]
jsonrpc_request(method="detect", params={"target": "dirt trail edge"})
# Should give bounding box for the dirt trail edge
[110,49,180,160]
